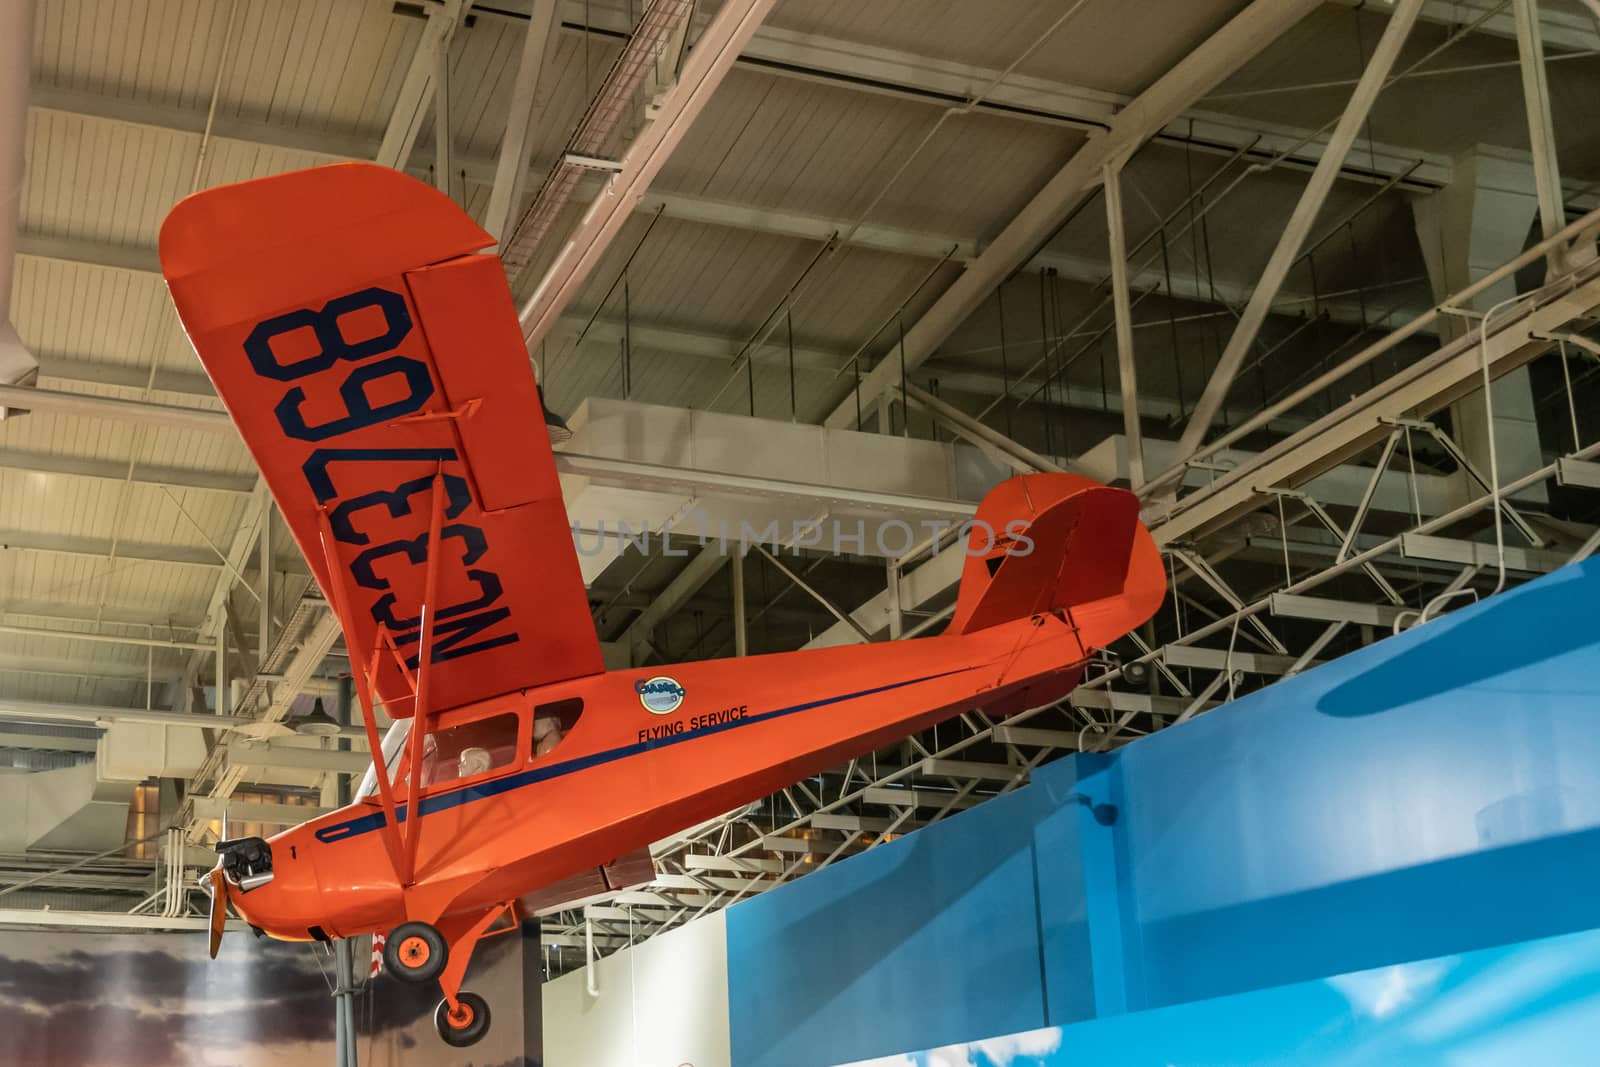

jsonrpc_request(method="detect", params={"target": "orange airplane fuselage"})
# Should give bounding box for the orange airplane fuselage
[231,610,1111,943]
[159,162,1165,1047]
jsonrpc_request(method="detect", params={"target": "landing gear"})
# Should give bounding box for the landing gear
[434,991,491,1047]
[393,900,518,1047]
[384,921,448,984]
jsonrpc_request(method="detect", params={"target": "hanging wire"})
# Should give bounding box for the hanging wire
[1559,340,1582,451]
[787,309,797,421]
[556,205,666,384]
[1159,226,1186,419]
[897,315,908,437]
[622,270,632,397]
[995,282,1014,436]
[1037,269,1054,456]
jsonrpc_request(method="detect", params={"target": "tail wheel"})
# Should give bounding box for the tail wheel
[384,921,447,984]
[434,991,491,1047]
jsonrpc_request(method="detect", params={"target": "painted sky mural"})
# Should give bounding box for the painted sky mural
[0,926,530,1067]
[840,926,1600,1067]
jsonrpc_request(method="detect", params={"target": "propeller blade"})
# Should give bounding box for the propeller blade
[208,868,228,959]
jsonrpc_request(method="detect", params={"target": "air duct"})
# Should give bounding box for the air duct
[0,0,40,419]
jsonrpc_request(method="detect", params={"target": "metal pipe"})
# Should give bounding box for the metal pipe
[901,382,1071,476]
[0,823,171,901]
[0,382,233,432]
[0,0,34,319]
[0,622,212,652]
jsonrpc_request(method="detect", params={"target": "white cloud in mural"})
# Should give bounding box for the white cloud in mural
[967,1027,1063,1064]
[1328,960,1449,1020]
[841,1026,1063,1067]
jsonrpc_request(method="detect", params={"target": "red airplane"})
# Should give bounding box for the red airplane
[159,163,1165,1047]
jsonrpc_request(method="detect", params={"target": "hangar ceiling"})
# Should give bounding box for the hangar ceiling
[2,0,1600,961]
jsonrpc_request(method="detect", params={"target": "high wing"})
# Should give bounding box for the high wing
[160,163,604,717]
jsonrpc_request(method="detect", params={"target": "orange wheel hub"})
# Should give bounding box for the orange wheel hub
[399,935,432,968]
[447,1002,475,1028]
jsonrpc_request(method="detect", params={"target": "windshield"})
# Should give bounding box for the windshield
[354,718,409,802]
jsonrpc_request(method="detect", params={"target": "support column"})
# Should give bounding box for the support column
[1412,146,1551,503]
[1512,0,1567,257]
[732,549,748,657]
[333,938,358,1067]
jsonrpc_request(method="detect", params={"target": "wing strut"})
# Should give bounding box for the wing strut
[316,469,451,887]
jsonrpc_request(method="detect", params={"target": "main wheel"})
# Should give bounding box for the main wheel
[434,991,491,1047]
[384,922,447,984]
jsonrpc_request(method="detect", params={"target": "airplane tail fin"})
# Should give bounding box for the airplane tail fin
[947,473,1165,645]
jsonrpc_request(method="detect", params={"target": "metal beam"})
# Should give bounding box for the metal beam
[859,785,981,810]
[1269,593,1403,628]
[29,5,1463,191]
[183,609,346,838]
[483,0,560,245]
[1070,688,1215,718]
[376,0,469,171]
[824,0,1325,428]
[1556,457,1600,489]
[1152,269,1600,544]
[0,382,230,433]
[1176,0,1426,459]
[0,730,97,752]
[620,547,728,665]
[1512,0,1567,267]
[919,758,1026,783]
[555,451,975,521]
[1399,532,1570,573]
[222,741,373,775]
[518,0,778,348]
[1161,645,1309,675]
[0,909,228,932]
[0,448,254,494]
[0,698,360,737]
[900,382,1069,476]
[0,622,212,652]
[1333,0,1600,53]
[190,797,332,828]
[0,528,224,569]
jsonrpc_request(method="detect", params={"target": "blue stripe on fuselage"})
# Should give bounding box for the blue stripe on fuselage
[313,666,973,844]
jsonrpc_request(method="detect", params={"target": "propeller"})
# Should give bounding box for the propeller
[207,867,230,959]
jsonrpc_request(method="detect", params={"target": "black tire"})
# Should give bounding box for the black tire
[384,922,447,984]
[434,991,491,1048]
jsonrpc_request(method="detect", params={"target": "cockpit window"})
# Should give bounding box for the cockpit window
[532,698,582,759]
[420,713,519,787]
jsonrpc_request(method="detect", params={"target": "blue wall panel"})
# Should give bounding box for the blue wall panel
[1030,753,1121,1022]
[726,560,1600,1066]
[1114,559,1600,1009]
[726,786,1058,1067]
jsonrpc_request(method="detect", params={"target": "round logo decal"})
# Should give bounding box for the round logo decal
[636,676,687,715]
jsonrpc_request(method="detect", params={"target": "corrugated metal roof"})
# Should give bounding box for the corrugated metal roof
[8,0,1573,732]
